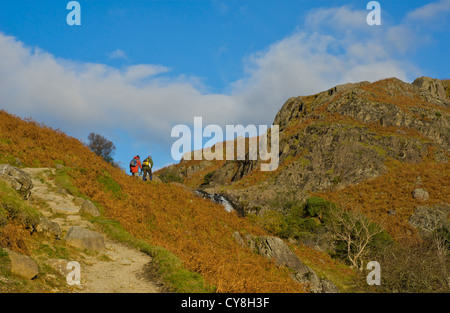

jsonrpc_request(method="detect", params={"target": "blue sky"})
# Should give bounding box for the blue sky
[0,0,449,171]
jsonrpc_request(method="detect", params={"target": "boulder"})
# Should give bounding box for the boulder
[412,188,429,201]
[36,217,62,238]
[64,226,105,252]
[4,248,39,279]
[152,175,162,183]
[0,164,33,199]
[74,197,100,217]
[80,200,100,217]
[233,231,339,293]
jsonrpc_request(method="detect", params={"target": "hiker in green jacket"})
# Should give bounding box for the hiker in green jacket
[142,155,153,181]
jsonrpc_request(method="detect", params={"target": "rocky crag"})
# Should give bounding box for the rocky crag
[159,77,449,243]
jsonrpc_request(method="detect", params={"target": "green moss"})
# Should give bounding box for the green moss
[0,138,12,145]
[97,171,125,199]
[53,169,81,197]
[361,142,387,157]
[331,176,342,184]
[0,181,40,229]
[0,154,21,168]
[37,242,71,260]
[158,169,184,184]
[0,247,11,277]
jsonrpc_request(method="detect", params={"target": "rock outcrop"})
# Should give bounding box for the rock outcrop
[233,231,339,293]
[412,76,448,104]
[408,204,450,238]
[0,165,33,199]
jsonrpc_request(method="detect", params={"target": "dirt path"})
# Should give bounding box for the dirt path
[22,168,160,293]
[77,238,159,293]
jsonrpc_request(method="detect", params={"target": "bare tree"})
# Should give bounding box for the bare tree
[328,207,385,270]
[87,132,116,164]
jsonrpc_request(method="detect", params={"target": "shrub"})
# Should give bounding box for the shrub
[254,210,286,235]
[203,172,213,184]
[370,233,449,292]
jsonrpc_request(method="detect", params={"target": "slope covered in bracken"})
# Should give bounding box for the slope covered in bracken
[0,109,309,293]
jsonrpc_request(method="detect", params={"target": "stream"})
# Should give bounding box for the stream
[195,190,236,213]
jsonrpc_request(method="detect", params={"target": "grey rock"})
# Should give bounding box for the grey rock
[4,248,39,279]
[73,197,86,207]
[232,231,246,248]
[0,164,33,199]
[233,232,339,293]
[52,206,79,215]
[36,217,62,237]
[65,226,105,252]
[412,188,429,201]
[409,204,450,237]
[412,77,447,102]
[80,199,100,217]
[320,279,341,293]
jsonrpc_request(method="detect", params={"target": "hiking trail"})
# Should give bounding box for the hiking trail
[22,167,160,293]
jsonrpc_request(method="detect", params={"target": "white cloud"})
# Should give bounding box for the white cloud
[0,1,439,164]
[0,32,240,141]
[305,5,366,31]
[405,0,450,22]
[108,49,128,60]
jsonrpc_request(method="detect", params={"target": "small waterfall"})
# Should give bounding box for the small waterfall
[195,190,235,213]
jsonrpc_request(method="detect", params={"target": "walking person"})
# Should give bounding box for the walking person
[129,155,142,178]
[142,155,153,181]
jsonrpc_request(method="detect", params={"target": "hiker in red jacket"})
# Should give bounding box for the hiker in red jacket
[129,155,142,178]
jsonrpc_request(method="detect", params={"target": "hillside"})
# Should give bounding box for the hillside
[0,109,354,293]
[1,76,448,293]
[157,77,450,292]
[160,77,449,238]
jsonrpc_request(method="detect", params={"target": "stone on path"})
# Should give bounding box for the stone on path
[65,226,106,252]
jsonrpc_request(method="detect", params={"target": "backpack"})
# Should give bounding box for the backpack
[142,157,153,168]
[130,158,137,167]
